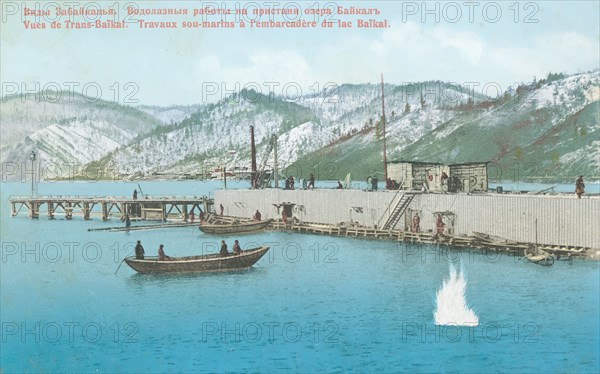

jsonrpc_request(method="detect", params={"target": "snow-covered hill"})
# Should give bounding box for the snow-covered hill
[394,72,600,181]
[137,104,203,125]
[2,72,597,182]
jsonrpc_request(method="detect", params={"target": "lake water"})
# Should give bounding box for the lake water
[1,181,599,372]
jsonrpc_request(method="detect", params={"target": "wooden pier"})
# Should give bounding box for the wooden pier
[9,195,213,221]
[267,219,593,259]
[207,214,592,258]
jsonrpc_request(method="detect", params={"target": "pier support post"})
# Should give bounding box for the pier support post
[28,202,39,219]
[161,204,166,222]
[101,203,108,221]
[11,202,17,217]
[183,204,188,222]
[47,201,54,220]
[142,204,147,220]
[83,202,90,220]
[65,202,73,220]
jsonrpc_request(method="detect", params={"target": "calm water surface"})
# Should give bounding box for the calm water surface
[1,181,598,373]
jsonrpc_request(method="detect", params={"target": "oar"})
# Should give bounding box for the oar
[114,251,133,275]
[137,183,145,198]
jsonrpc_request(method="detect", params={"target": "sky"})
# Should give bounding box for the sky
[1,0,599,106]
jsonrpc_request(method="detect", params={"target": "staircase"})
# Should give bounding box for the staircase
[381,193,415,230]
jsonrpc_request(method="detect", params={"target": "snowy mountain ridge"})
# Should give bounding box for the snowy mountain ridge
[1,72,597,181]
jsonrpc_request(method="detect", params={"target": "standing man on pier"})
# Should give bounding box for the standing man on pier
[575,176,585,198]
[411,213,420,233]
[433,214,445,240]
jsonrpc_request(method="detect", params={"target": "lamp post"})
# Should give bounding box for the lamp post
[29,150,36,196]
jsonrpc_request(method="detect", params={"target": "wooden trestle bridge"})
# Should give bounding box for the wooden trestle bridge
[8,195,213,221]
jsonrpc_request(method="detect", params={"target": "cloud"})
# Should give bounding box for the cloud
[194,49,312,90]
[364,22,597,91]
[373,22,485,64]
[431,29,485,64]
[484,31,598,85]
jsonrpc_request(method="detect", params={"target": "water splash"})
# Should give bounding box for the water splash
[434,265,479,326]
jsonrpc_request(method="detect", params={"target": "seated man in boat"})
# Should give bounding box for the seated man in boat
[253,209,262,221]
[135,240,145,259]
[232,240,241,255]
[158,244,173,260]
[220,240,229,256]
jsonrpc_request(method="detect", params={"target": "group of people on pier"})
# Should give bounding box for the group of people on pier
[284,174,317,190]
[409,212,446,238]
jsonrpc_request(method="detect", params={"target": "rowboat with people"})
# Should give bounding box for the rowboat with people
[123,246,270,274]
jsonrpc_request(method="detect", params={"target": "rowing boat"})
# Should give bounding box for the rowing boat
[124,246,269,274]
[199,219,272,234]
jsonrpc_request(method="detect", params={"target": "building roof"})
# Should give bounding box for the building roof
[388,160,489,166]
[387,160,444,165]
[447,162,489,166]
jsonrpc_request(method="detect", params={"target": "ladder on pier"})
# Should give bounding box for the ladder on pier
[381,193,414,230]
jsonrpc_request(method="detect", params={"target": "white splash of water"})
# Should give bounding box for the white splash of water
[434,265,479,326]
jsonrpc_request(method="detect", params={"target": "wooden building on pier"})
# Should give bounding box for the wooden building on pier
[386,161,488,193]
